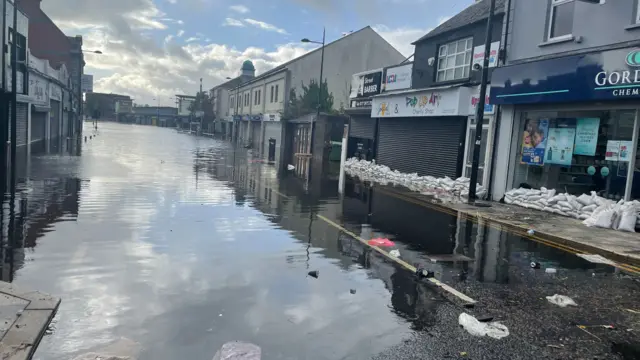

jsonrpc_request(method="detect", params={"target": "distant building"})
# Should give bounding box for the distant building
[176,94,196,116]
[85,92,132,120]
[132,106,178,127]
[209,60,256,135]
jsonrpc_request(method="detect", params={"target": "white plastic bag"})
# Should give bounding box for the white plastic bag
[458,313,509,339]
[546,294,578,307]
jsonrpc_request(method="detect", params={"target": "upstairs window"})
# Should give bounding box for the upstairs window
[275,85,279,102]
[636,1,640,24]
[436,38,472,82]
[270,86,274,103]
[548,0,574,40]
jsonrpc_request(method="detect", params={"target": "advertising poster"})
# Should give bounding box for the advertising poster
[520,118,549,166]
[605,140,633,162]
[574,118,600,156]
[545,119,576,166]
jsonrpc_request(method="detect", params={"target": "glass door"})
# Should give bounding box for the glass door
[463,117,493,185]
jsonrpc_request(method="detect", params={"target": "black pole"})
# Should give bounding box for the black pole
[10,0,17,197]
[1,0,6,182]
[468,0,495,204]
[307,27,325,183]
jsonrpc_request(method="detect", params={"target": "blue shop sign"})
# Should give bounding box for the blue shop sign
[490,48,640,104]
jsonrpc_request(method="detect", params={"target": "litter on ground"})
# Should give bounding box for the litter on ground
[546,294,578,307]
[458,313,509,339]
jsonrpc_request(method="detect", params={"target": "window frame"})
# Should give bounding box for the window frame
[270,85,274,103]
[436,37,472,83]
[547,0,574,41]
[636,0,640,24]
[275,85,279,102]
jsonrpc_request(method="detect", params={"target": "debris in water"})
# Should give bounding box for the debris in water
[547,344,565,349]
[576,253,616,265]
[367,238,395,247]
[546,294,577,307]
[416,268,435,278]
[460,352,468,356]
[16,310,22,317]
[530,262,540,269]
[213,342,261,360]
[389,249,400,258]
[527,229,535,235]
[477,315,494,323]
[287,164,295,171]
[458,313,509,339]
[545,268,557,274]
[350,289,356,294]
[307,270,319,279]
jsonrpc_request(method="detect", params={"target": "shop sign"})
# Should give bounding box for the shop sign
[350,99,372,108]
[520,118,548,166]
[469,86,495,115]
[491,48,640,104]
[265,113,280,122]
[382,63,412,92]
[472,41,500,69]
[350,69,382,99]
[29,74,49,105]
[50,83,61,101]
[371,87,469,118]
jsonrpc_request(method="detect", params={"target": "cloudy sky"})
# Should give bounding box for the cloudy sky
[41,0,474,106]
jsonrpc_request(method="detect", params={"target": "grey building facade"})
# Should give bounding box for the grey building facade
[490,0,640,202]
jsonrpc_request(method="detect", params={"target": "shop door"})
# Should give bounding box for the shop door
[31,111,47,145]
[462,117,494,185]
[50,100,61,141]
[251,121,262,151]
[263,121,281,164]
[377,117,466,179]
[292,123,311,178]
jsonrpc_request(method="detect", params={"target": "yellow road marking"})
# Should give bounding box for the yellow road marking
[316,214,477,304]
[375,187,640,275]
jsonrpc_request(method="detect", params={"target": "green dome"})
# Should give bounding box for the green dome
[241,60,255,71]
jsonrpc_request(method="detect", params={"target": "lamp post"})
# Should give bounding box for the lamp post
[301,28,326,182]
[468,0,495,205]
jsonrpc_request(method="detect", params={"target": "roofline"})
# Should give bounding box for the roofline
[411,8,505,45]
[175,94,196,99]
[230,26,375,91]
[229,67,288,92]
[352,67,383,77]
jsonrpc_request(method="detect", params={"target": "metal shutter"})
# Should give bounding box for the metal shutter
[62,111,69,138]
[377,117,465,179]
[9,103,29,147]
[262,121,282,164]
[50,100,60,140]
[349,115,375,139]
[31,111,46,144]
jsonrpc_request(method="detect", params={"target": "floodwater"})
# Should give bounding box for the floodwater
[1,122,639,360]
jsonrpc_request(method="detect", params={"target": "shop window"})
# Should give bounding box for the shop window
[548,0,574,40]
[512,110,635,200]
[636,1,640,23]
[437,38,472,82]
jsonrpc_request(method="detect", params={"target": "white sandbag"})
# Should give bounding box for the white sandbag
[527,195,542,202]
[458,313,510,339]
[581,204,597,213]
[504,195,514,204]
[577,194,594,206]
[538,199,549,207]
[553,209,569,217]
[543,206,554,213]
[546,294,578,307]
[545,189,556,198]
[528,204,543,211]
[617,207,638,232]
[594,208,615,229]
[568,198,583,211]
[578,214,590,220]
[557,201,572,209]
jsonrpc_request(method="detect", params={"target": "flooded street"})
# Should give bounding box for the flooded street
[3,122,639,360]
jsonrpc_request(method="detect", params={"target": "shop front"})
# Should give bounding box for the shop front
[490,47,640,202]
[371,85,480,180]
[346,69,382,161]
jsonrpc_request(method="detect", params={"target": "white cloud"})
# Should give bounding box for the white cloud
[244,18,288,35]
[372,25,431,57]
[229,5,250,14]
[223,18,245,27]
[39,0,309,106]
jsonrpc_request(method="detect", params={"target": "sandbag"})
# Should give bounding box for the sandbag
[617,207,638,232]
[594,208,615,229]
[577,194,594,206]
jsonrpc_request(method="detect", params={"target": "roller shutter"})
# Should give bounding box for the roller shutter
[50,100,60,140]
[262,121,282,164]
[62,111,69,138]
[377,117,465,179]
[349,115,375,139]
[8,103,28,148]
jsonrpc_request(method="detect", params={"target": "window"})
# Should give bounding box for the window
[275,85,279,102]
[636,1,640,24]
[436,38,472,82]
[254,89,261,105]
[270,86,274,103]
[230,96,234,110]
[548,0,574,40]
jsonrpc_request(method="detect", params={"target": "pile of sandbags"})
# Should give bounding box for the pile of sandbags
[344,158,487,199]
[504,187,640,232]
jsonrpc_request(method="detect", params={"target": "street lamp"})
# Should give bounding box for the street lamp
[301,28,326,182]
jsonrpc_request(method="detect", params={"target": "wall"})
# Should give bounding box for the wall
[412,15,503,89]
[286,27,404,111]
[506,0,640,64]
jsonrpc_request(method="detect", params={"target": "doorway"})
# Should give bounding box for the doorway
[462,116,494,185]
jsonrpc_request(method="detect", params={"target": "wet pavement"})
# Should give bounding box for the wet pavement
[0,122,639,359]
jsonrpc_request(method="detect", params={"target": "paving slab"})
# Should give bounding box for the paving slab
[376,185,640,269]
[0,282,60,360]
